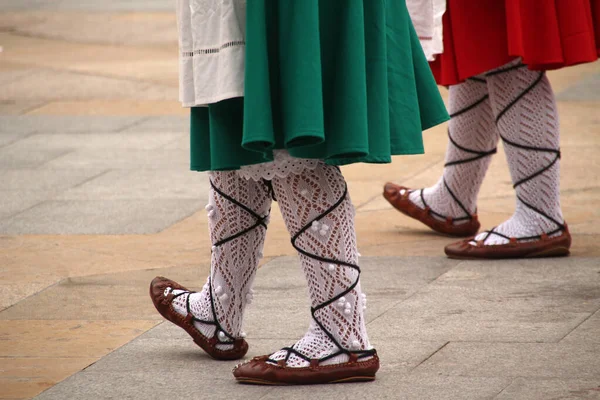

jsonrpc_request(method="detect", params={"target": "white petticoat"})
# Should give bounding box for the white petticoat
[177,0,247,107]
[237,150,320,181]
[406,0,446,61]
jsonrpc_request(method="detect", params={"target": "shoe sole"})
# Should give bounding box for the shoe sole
[446,246,571,260]
[529,247,571,258]
[235,376,376,385]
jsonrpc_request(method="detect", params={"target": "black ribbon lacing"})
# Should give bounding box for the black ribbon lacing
[267,179,375,366]
[476,64,566,244]
[172,178,271,346]
[417,75,498,223]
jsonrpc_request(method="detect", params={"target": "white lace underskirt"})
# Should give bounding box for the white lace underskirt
[237,150,320,181]
[177,0,247,107]
[406,0,446,61]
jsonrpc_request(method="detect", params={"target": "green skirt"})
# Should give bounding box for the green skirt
[190,0,449,172]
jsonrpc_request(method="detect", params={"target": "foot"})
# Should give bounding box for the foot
[383,183,480,237]
[232,353,379,385]
[445,226,571,259]
[233,323,378,385]
[149,276,248,360]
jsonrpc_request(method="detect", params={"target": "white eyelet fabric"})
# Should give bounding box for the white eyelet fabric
[406,0,446,61]
[177,0,247,107]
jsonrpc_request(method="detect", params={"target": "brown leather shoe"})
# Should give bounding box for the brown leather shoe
[383,183,480,237]
[444,228,572,259]
[232,352,380,385]
[149,276,248,360]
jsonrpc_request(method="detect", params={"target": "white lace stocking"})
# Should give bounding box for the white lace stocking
[409,78,498,223]
[269,163,371,367]
[170,171,272,349]
[473,61,564,245]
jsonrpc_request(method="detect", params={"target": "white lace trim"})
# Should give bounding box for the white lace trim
[237,150,320,181]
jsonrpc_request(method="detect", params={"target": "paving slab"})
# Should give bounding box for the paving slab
[0,143,71,169]
[547,62,600,93]
[0,356,99,399]
[0,236,187,281]
[32,322,508,400]
[0,67,170,102]
[143,325,451,376]
[371,304,588,344]
[132,79,179,100]
[255,256,458,294]
[0,320,158,358]
[0,168,107,192]
[557,73,600,101]
[0,199,201,234]
[495,378,600,400]
[28,99,186,116]
[570,221,600,235]
[1,11,177,46]
[0,0,53,11]
[0,115,145,133]
[0,0,176,12]
[0,100,46,116]
[1,318,157,399]
[415,341,600,379]
[25,219,213,266]
[429,258,600,312]
[0,64,37,86]
[258,376,510,400]
[15,131,185,151]
[163,136,189,150]
[42,147,189,169]
[122,115,190,133]
[33,369,274,400]
[0,252,164,312]
[557,102,600,147]
[242,256,460,338]
[14,255,455,399]
[0,190,56,220]
[0,32,177,84]
[0,281,56,312]
[368,258,600,342]
[0,265,203,321]
[0,256,457,327]
[562,309,600,345]
[55,169,206,201]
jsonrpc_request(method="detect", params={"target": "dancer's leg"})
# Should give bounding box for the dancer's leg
[409,78,499,222]
[151,170,272,355]
[474,61,565,245]
[264,163,372,367]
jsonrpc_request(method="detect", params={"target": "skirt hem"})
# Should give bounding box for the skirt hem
[182,92,245,108]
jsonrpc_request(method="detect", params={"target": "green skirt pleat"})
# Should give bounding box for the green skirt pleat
[190,0,449,172]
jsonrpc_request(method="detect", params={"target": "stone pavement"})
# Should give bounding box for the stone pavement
[1,2,600,399]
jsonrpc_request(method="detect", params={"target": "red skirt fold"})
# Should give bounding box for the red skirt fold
[431,0,600,85]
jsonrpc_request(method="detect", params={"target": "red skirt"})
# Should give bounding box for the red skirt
[431,0,600,85]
